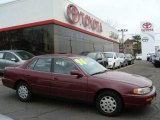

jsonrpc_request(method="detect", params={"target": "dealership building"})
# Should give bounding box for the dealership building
[0,0,119,55]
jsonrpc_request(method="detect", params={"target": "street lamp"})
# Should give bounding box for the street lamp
[118,29,128,53]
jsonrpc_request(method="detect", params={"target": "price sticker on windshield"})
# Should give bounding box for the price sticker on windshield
[74,59,87,65]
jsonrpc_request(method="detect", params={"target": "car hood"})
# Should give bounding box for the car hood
[93,71,152,87]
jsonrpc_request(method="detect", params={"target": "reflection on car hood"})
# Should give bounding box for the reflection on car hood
[94,71,152,87]
[0,114,14,120]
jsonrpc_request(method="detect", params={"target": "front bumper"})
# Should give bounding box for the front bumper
[122,86,156,107]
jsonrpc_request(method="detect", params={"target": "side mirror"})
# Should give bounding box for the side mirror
[70,70,83,78]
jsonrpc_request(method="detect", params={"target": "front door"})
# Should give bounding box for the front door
[51,58,88,101]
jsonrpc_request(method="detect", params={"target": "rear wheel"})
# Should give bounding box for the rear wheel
[16,82,32,102]
[96,91,123,116]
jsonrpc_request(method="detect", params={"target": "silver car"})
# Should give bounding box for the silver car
[0,50,34,73]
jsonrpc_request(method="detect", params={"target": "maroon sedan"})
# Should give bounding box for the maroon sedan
[2,54,156,116]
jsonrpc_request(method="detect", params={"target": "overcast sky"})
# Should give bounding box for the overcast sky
[0,0,160,40]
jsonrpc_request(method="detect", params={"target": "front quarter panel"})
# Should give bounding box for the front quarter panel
[87,76,136,101]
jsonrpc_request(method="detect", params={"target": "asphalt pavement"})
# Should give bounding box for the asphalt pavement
[0,60,160,120]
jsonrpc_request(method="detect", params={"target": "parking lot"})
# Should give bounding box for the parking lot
[0,60,160,120]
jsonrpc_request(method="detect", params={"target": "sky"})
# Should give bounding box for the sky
[0,0,160,40]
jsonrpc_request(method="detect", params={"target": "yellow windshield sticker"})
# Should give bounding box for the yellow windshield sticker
[74,59,87,65]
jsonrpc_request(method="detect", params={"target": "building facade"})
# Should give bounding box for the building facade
[0,0,119,55]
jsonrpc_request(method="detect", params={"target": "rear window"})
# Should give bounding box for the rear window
[15,51,34,60]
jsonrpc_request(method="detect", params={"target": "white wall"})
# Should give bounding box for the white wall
[0,0,118,42]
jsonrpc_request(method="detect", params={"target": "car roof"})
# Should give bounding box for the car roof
[35,54,84,59]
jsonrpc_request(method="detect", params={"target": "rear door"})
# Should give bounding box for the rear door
[25,57,52,95]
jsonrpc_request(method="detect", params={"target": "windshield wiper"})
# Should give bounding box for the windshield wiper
[91,69,107,76]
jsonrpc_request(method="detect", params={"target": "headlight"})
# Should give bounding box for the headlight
[133,87,151,95]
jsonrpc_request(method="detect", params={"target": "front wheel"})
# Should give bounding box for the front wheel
[96,91,123,116]
[16,82,32,102]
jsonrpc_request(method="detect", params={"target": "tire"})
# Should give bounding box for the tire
[96,91,123,116]
[16,82,32,102]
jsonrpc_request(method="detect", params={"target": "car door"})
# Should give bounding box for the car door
[51,58,88,101]
[25,57,52,95]
[0,52,5,72]
[3,52,19,67]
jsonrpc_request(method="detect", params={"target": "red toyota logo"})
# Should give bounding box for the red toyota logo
[142,22,152,29]
[67,4,80,23]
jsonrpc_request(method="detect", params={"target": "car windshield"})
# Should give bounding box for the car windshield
[15,51,34,60]
[156,52,160,57]
[73,57,107,75]
[104,53,113,58]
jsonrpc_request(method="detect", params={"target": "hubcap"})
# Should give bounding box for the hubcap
[18,85,28,99]
[100,96,117,113]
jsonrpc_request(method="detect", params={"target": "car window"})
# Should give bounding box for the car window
[15,51,34,60]
[53,58,78,74]
[0,52,4,59]
[97,53,102,59]
[33,58,52,72]
[104,53,113,58]
[4,53,18,61]
[28,59,38,70]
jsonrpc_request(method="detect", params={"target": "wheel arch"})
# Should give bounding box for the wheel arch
[14,79,29,89]
[94,88,124,105]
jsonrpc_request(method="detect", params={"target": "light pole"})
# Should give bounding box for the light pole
[118,29,128,53]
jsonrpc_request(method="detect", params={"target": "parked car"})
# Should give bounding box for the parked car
[136,54,142,60]
[85,52,108,68]
[153,51,160,67]
[2,54,156,116]
[125,54,134,65]
[151,54,156,63]
[103,52,121,69]
[0,50,34,73]
[147,53,155,61]
[118,53,128,67]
